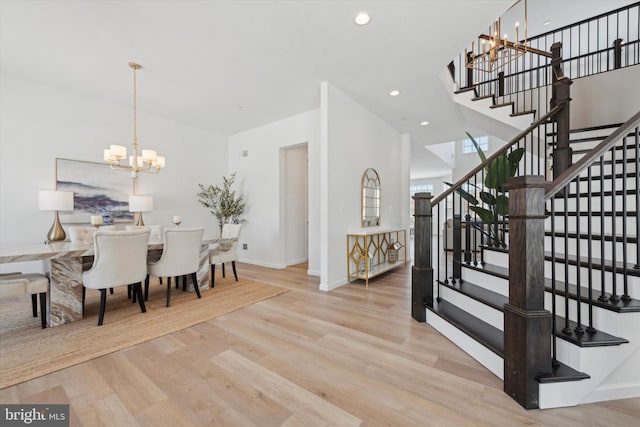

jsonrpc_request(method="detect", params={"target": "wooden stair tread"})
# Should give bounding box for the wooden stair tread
[510,109,536,117]
[462,259,640,312]
[546,123,623,136]
[427,299,503,356]
[490,102,513,109]
[553,315,628,347]
[471,94,494,101]
[439,279,506,311]
[428,299,590,383]
[544,251,640,277]
[535,363,590,383]
[543,230,637,244]
[454,87,477,95]
[544,277,640,313]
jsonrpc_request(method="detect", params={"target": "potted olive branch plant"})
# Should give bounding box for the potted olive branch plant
[197,172,246,235]
[445,132,525,247]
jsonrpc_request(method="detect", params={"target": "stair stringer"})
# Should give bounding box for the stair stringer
[541,311,640,408]
[439,68,534,141]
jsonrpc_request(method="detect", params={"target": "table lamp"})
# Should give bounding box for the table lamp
[39,190,74,242]
[128,195,153,226]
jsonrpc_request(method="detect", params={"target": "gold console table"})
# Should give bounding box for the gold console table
[346,228,407,286]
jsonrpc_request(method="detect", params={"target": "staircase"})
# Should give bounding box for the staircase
[413,3,640,410]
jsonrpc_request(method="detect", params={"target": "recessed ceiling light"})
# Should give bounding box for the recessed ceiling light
[420,121,430,126]
[543,20,551,26]
[389,90,400,96]
[354,11,370,26]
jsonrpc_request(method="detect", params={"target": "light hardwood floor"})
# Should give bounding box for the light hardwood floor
[1,262,639,426]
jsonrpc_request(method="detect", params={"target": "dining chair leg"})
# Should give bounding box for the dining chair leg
[182,275,187,292]
[98,289,107,326]
[159,277,163,285]
[232,261,238,282]
[39,292,47,328]
[191,272,201,298]
[31,294,38,317]
[144,274,150,301]
[109,288,114,295]
[132,284,137,304]
[135,283,146,313]
[82,286,86,316]
[166,276,172,307]
[222,263,226,278]
[175,276,180,289]
[211,264,216,288]
[127,284,132,299]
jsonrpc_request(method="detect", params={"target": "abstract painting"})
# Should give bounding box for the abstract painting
[56,158,134,223]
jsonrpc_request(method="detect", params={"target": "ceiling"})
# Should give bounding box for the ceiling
[1,0,634,179]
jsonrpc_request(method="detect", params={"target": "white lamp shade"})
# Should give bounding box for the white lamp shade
[128,195,153,212]
[39,190,74,211]
[110,144,127,159]
[155,156,166,168]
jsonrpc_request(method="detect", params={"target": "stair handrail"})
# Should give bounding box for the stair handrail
[431,104,564,206]
[545,109,640,199]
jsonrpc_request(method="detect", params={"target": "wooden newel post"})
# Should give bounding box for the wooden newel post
[550,42,573,179]
[503,176,551,409]
[412,192,433,322]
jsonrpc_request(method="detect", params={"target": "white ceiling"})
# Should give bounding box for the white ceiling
[1,0,634,180]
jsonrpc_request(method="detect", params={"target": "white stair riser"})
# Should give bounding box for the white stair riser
[544,236,637,266]
[459,267,509,296]
[544,293,639,335]
[547,216,637,235]
[544,262,640,298]
[477,251,640,299]
[555,176,637,194]
[439,286,504,330]
[576,162,637,177]
[549,194,638,213]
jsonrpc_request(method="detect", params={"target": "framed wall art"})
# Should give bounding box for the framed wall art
[56,158,134,223]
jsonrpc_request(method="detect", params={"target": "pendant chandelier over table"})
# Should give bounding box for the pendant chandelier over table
[464,0,549,72]
[103,62,165,177]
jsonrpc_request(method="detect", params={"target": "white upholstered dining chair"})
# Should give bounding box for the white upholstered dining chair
[125,224,163,241]
[0,273,49,328]
[209,223,242,287]
[147,227,204,307]
[82,229,150,326]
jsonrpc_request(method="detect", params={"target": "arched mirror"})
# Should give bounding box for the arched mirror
[361,168,380,227]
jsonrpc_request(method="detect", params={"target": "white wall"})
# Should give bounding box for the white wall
[0,74,226,271]
[228,109,320,273]
[571,66,640,128]
[320,82,409,291]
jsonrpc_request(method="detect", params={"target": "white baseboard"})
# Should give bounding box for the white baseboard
[238,258,286,269]
[307,269,320,277]
[319,278,346,291]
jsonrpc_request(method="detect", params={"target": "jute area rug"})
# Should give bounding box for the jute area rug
[0,277,287,389]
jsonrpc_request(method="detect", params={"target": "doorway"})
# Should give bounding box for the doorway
[283,144,308,265]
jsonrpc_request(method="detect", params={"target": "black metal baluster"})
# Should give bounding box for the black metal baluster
[574,176,584,335]
[622,133,630,301]
[610,144,620,304]
[444,196,449,285]
[551,199,559,366]
[598,155,608,302]
[563,189,572,335]
[437,204,442,291]
[586,165,596,333]
[635,126,640,270]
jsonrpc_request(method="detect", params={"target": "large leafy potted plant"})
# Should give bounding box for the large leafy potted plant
[197,172,246,234]
[446,132,524,246]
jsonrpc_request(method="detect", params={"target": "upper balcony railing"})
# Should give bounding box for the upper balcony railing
[449,3,640,119]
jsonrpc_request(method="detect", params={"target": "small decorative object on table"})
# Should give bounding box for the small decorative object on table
[90,215,103,229]
[173,215,182,226]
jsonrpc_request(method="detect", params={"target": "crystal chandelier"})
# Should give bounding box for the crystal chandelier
[103,62,165,177]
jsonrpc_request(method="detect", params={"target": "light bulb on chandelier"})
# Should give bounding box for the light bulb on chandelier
[103,62,165,177]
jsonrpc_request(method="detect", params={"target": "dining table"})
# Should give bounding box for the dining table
[0,235,220,327]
